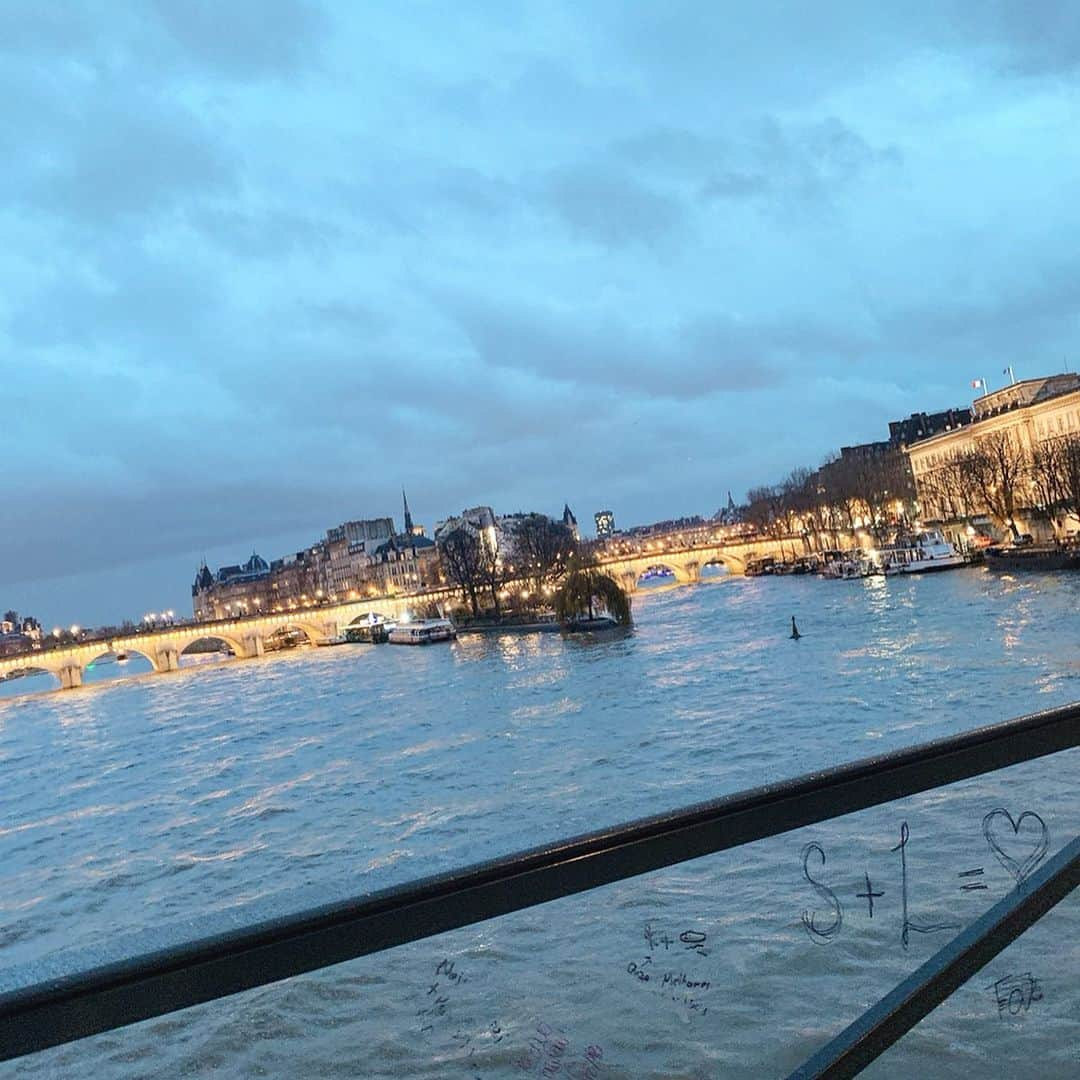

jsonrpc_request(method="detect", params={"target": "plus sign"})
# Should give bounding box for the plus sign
[856,872,884,918]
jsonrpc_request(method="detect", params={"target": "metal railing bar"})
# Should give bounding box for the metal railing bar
[788,833,1080,1079]
[0,702,1077,1062]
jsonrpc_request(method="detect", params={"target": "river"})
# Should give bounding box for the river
[1,567,1077,1078]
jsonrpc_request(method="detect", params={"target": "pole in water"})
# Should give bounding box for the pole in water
[790,616,801,640]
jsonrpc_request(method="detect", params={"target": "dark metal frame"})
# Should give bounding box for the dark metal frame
[788,833,1080,1078]
[1,702,1077,1069]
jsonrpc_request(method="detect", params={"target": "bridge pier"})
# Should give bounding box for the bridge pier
[57,664,83,690]
[152,646,181,673]
[242,633,264,658]
[678,561,701,584]
[618,571,639,594]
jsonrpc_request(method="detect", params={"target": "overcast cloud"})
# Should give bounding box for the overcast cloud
[4,1,1080,624]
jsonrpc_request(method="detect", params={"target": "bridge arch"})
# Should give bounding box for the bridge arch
[264,621,327,648]
[634,560,698,585]
[85,648,159,675]
[175,633,247,662]
[0,665,62,696]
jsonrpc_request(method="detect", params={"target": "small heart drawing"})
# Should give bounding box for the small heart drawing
[982,808,1049,886]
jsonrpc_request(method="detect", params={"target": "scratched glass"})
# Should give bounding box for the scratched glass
[862,893,1078,1079]
[1,573,1078,1075]
[4,751,1075,1079]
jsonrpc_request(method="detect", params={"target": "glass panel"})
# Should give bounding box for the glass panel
[3,751,1075,1078]
[2,573,1078,976]
[864,890,1078,1079]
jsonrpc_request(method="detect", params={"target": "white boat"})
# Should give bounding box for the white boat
[387,618,457,645]
[879,531,966,575]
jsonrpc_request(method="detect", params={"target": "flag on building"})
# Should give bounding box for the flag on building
[971,378,984,389]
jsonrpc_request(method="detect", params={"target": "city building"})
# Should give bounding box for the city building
[889,408,971,447]
[594,510,615,538]
[191,499,434,618]
[621,515,705,539]
[562,504,579,541]
[435,506,501,557]
[370,533,440,593]
[905,373,1080,542]
[402,489,425,538]
[0,632,34,658]
[192,553,273,620]
[325,517,393,547]
[271,545,332,609]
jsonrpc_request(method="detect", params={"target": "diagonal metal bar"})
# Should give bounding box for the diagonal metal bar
[788,833,1080,1079]
[0,701,1077,1062]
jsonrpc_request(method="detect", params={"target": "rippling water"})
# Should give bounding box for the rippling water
[1,568,1077,1078]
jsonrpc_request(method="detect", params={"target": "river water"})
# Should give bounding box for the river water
[1,568,1077,1078]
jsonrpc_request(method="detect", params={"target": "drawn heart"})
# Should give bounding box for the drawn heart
[982,808,1049,886]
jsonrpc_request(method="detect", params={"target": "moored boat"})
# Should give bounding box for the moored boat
[344,614,394,644]
[387,618,457,645]
[984,543,1080,572]
[562,615,621,632]
[821,554,875,579]
[878,531,967,575]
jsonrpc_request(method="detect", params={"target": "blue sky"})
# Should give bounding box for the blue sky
[5,1,1080,626]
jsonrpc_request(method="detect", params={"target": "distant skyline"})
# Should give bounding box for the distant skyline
[6,2,1080,625]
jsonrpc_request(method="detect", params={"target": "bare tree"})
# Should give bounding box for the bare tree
[962,431,1030,538]
[742,485,780,536]
[437,528,483,616]
[477,527,505,616]
[512,514,577,596]
[1031,433,1080,536]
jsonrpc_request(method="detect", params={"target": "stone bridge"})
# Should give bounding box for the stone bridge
[0,591,452,691]
[0,532,807,693]
[595,534,807,593]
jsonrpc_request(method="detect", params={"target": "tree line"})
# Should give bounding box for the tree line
[437,513,577,617]
[917,429,1080,539]
[741,447,916,546]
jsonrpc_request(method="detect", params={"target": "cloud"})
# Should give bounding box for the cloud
[438,292,788,400]
[0,1,328,80]
[147,0,328,79]
[541,163,685,248]
[4,0,1080,625]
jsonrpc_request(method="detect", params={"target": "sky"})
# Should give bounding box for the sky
[5,1,1080,627]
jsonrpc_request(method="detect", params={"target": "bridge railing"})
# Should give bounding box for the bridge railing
[0,701,1076,1075]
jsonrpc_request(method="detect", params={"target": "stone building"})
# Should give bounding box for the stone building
[191,501,434,618]
[370,533,441,594]
[905,373,1080,542]
[192,552,273,620]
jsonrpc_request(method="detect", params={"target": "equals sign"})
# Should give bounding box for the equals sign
[959,867,987,891]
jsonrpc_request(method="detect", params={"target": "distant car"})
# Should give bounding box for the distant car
[1014,533,1034,546]
[972,534,995,549]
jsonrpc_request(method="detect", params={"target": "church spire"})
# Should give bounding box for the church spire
[402,487,414,535]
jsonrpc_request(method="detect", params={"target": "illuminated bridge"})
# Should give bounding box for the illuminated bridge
[0,592,446,691]
[0,531,809,691]
[593,531,807,591]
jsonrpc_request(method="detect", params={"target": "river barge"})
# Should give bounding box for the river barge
[984,544,1080,571]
